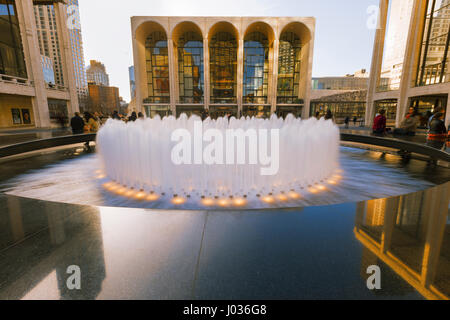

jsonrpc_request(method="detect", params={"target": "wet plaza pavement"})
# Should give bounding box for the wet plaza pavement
[1,191,446,300]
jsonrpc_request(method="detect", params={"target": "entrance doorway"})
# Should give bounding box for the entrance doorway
[208,105,238,119]
[144,105,171,118]
[242,105,271,119]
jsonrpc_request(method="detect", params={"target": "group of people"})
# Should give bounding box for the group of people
[70,110,147,135]
[372,107,448,149]
[69,111,100,134]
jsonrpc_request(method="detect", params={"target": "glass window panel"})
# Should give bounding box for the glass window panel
[209,31,237,104]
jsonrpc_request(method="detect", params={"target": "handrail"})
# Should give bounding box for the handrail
[340,133,450,162]
[0,134,96,158]
[0,132,448,162]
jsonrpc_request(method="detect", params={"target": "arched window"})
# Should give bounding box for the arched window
[209,32,237,104]
[244,32,269,104]
[277,32,302,104]
[145,31,170,103]
[177,32,204,103]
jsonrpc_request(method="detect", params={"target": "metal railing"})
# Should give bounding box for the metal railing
[0,133,448,163]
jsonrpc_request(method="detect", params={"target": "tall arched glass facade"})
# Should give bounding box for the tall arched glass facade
[145,31,170,103]
[277,32,302,104]
[209,32,237,104]
[416,0,450,86]
[243,32,269,104]
[177,32,204,103]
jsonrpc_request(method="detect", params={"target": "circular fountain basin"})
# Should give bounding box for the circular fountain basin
[0,145,448,210]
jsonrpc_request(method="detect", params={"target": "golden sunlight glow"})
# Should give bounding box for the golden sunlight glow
[277,194,289,202]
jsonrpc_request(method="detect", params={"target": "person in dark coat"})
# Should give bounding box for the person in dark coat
[70,112,85,135]
[112,110,120,120]
[128,111,137,122]
[427,112,447,150]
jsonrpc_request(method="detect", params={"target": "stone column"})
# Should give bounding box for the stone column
[270,39,279,114]
[365,0,389,127]
[15,0,50,128]
[54,2,80,116]
[168,39,177,115]
[396,0,423,127]
[237,39,244,117]
[203,38,210,111]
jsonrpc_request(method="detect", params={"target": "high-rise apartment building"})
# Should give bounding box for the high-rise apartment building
[0,0,79,128]
[33,0,88,110]
[87,60,110,86]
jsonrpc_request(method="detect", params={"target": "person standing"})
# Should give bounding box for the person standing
[344,116,350,129]
[427,112,447,150]
[372,109,387,135]
[70,112,85,135]
[112,110,120,120]
[128,111,137,122]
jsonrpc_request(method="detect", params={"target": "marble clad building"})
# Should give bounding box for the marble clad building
[366,0,450,127]
[131,16,315,119]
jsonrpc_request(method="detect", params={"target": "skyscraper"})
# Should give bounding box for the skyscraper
[33,0,88,110]
[87,60,110,86]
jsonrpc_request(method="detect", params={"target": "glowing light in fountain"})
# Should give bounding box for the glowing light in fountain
[97,114,340,208]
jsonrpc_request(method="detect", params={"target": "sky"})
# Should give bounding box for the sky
[78,0,380,102]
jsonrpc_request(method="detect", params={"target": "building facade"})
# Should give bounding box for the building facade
[87,83,120,115]
[0,0,79,129]
[86,60,110,87]
[366,0,450,128]
[310,71,369,123]
[33,0,88,115]
[131,17,315,119]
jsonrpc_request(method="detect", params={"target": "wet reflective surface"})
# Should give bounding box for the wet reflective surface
[0,146,448,299]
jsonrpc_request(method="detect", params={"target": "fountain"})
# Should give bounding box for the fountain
[96,114,341,206]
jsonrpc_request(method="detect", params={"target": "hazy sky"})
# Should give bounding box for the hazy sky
[78,0,379,102]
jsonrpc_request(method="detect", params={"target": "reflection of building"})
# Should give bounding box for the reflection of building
[355,183,450,300]
[0,197,106,299]
[310,71,369,123]
[0,0,80,129]
[131,17,315,119]
[87,83,120,115]
[367,0,450,128]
